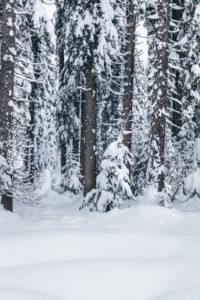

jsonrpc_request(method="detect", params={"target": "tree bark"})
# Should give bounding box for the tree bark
[148,0,170,193]
[171,0,184,138]
[56,2,67,179]
[81,68,97,196]
[28,29,40,184]
[194,102,200,139]
[123,1,135,153]
[0,0,16,211]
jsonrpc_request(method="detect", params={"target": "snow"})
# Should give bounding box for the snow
[136,21,148,69]
[184,168,200,196]
[0,191,200,300]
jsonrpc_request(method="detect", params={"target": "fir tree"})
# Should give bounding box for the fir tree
[176,0,200,198]
[147,0,172,207]
[123,0,136,153]
[81,136,134,212]
[57,0,120,196]
[30,0,58,186]
[12,0,58,199]
[131,55,149,196]
[0,0,16,211]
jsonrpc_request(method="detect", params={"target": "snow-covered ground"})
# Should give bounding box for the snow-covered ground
[0,191,200,300]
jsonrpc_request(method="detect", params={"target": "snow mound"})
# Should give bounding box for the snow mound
[0,191,200,300]
[151,286,200,300]
[0,287,64,300]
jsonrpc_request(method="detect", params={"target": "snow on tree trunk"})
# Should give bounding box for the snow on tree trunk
[81,68,97,196]
[182,138,200,200]
[123,1,136,153]
[0,0,16,211]
[147,0,172,207]
[55,1,67,186]
[170,0,184,138]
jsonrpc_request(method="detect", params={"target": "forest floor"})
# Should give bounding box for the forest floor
[0,190,200,300]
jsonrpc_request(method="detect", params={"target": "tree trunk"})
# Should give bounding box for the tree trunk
[148,0,170,193]
[171,0,184,138]
[56,2,67,179]
[81,69,97,196]
[29,82,36,184]
[0,0,16,212]
[172,72,182,138]
[123,1,135,153]
[194,102,200,139]
[28,29,41,184]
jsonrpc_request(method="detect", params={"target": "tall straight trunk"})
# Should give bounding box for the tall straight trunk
[59,49,66,177]
[0,0,16,211]
[81,68,97,196]
[28,30,41,184]
[56,1,67,178]
[29,82,36,184]
[123,1,135,152]
[148,0,170,193]
[171,0,184,138]
[194,102,200,139]
[172,72,182,138]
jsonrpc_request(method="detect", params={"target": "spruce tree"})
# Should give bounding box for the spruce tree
[55,0,70,191]
[12,0,58,199]
[131,56,149,196]
[147,0,172,207]
[81,136,134,212]
[58,0,120,197]
[177,0,200,198]
[0,0,16,211]
[30,0,58,186]
[123,0,136,153]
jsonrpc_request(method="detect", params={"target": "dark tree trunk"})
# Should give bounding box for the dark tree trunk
[148,0,170,193]
[194,102,200,139]
[73,96,80,162]
[123,1,135,152]
[0,0,16,212]
[29,82,36,184]
[81,68,97,196]
[60,142,66,175]
[55,2,67,178]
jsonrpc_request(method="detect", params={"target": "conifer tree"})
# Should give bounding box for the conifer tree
[162,0,185,200]
[131,56,149,196]
[14,0,36,190]
[176,0,200,197]
[30,0,58,186]
[58,0,120,196]
[13,0,58,197]
[170,0,184,138]
[55,0,69,191]
[0,0,16,211]
[97,0,125,169]
[81,136,134,212]
[123,0,136,153]
[147,0,172,207]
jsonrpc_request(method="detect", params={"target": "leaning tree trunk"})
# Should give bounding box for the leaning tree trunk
[123,1,136,153]
[148,0,170,194]
[0,0,16,212]
[81,67,97,196]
